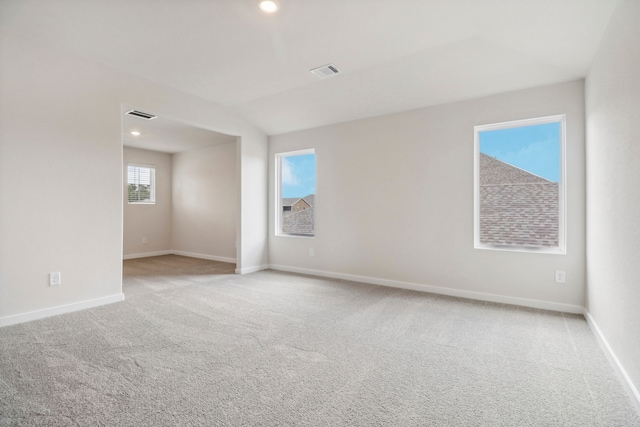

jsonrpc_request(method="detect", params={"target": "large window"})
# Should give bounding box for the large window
[474,115,565,253]
[276,149,315,237]
[127,164,156,204]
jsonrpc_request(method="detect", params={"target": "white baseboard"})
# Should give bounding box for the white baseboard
[0,293,125,328]
[584,311,640,414]
[171,251,236,264]
[123,250,172,260]
[268,264,584,314]
[236,264,269,274]
[123,250,236,264]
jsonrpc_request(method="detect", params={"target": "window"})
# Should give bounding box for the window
[474,115,565,253]
[276,149,315,237]
[127,164,156,204]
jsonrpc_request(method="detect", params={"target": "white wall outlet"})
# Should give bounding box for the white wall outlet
[142,237,148,244]
[50,272,61,286]
[555,270,566,283]
[309,248,315,256]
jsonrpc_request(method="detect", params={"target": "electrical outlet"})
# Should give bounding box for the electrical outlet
[555,270,566,283]
[142,237,148,244]
[309,248,315,257]
[50,272,61,286]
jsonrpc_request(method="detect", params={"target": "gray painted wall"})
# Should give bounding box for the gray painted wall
[0,27,267,325]
[172,142,237,261]
[269,80,586,312]
[585,0,640,406]
[123,147,173,256]
[123,144,238,262]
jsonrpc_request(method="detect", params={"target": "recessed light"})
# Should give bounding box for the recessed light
[130,131,141,136]
[259,0,279,14]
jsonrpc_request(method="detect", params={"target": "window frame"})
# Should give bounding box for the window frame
[275,148,316,238]
[127,163,156,205]
[473,115,566,254]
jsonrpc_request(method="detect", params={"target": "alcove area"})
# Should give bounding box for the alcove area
[122,109,238,267]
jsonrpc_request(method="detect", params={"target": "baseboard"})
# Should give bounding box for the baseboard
[123,250,236,264]
[0,293,125,328]
[268,264,584,314]
[236,264,269,274]
[584,311,640,414]
[171,251,236,264]
[123,250,172,260]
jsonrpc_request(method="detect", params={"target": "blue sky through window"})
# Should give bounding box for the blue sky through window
[281,153,315,198]
[479,122,560,182]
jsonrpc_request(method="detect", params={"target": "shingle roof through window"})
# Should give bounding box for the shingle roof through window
[479,153,558,248]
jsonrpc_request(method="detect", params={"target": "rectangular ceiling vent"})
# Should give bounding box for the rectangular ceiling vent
[125,109,157,120]
[310,64,340,79]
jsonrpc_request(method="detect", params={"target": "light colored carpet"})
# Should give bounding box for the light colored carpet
[0,255,638,426]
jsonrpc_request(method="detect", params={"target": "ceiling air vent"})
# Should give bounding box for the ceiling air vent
[125,109,157,120]
[310,64,340,79]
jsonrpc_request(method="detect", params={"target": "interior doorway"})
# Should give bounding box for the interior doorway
[121,106,239,272]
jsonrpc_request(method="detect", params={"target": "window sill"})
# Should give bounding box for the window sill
[474,244,565,255]
[275,233,315,239]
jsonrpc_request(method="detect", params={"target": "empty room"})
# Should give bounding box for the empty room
[1,0,639,425]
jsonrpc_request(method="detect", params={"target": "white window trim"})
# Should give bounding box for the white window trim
[473,114,566,254]
[127,163,156,205]
[275,148,315,238]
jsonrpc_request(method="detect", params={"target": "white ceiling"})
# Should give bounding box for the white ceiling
[122,110,236,153]
[0,0,619,136]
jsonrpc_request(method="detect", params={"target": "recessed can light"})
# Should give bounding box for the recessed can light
[259,0,279,13]
[130,131,141,136]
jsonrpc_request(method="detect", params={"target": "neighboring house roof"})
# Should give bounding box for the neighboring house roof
[293,199,311,208]
[480,154,550,185]
[282,194,315,208]
[282,207,314,235]
[479,153,558,248]
[302,194,314,207]
[282,198,300,207]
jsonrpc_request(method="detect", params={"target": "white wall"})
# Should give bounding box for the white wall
[0,28,268,325]
[123,141,238,263]
[123,147,172,257]
[585,0,640,406]
[172,142,237,262]
[269,80,586,312]
[237,133,270,274]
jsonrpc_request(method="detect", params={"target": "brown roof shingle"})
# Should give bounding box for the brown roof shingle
[282,207,314,236]
[480,153,550,185]
[479,153,558,248]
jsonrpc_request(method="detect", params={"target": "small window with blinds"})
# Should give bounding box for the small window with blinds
[127,164,156,204]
